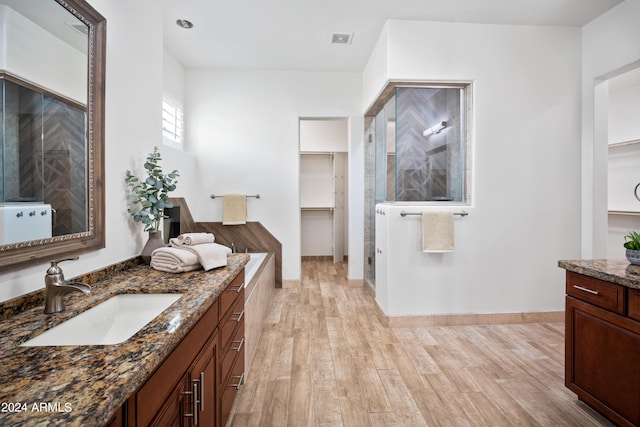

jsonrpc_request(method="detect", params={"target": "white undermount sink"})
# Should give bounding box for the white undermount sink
[21,293,183,347]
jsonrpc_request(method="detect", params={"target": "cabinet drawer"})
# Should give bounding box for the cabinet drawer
[220,271,244,322]
[629,289,640,322]
[221,348,245,427]
[220,296,244,352]
[221,320,244,387]
[566,272,625,315]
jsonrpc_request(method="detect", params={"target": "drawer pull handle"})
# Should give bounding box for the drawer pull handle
[232,310,244,322]
[573,285,599,295]
[229,372,245,390]
[232,337,245,352]
[191,372,204,412]
[231,283,244,293]
[181,382,199,424]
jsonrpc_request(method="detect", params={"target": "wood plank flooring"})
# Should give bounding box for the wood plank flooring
[231,259,614,426]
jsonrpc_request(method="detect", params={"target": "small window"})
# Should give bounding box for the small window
[372,84,471,203]
[162,98,183,145]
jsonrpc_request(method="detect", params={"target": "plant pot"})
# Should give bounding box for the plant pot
[141,231,165,264]
[626,248,640,266]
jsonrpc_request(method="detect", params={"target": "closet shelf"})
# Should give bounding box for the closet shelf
[608,139,640,149]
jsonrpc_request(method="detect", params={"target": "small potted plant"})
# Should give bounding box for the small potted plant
[125,146,179,263]
[624,231,640,265]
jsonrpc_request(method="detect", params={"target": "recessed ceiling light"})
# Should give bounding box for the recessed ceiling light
[330,33,354,45]
[176,19,194,29]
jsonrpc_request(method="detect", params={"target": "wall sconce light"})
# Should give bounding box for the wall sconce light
[423,121,447,136]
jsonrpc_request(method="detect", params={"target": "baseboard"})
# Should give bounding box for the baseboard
[282,279,300,288]
[348,279,364,287]
[372,300,564,328]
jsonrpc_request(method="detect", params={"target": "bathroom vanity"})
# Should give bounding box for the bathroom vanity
[559,259,640,427]
[0,254,249,426]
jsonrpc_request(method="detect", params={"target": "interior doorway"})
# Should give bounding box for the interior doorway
[605,66,640,257]
[299,118,349,263]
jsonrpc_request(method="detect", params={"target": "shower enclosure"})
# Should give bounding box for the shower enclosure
[1,74,87,242]
[364,84,471,287]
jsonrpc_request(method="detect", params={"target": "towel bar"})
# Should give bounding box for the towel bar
[400,210,469,217]
[210,194,260,199]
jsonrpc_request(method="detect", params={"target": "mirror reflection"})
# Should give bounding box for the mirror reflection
[0,0,89,246]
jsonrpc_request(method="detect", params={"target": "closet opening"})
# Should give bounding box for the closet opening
[299,118,349,264]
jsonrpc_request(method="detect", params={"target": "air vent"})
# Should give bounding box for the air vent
[330,33,353,45]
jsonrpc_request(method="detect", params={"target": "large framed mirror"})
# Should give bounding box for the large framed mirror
[0,0,105,271]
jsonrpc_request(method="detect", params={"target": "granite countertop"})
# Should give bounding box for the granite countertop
[0,253,248,427]
[558,258,640,290]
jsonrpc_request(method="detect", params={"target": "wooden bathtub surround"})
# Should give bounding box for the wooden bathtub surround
[230,258,612,426]
[168,197,282,288]
[244,252,276,379]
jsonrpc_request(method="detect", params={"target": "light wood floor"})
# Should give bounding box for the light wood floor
[231,259,614,426]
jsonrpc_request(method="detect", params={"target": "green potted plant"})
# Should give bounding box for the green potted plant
[624,230,640,265]
[125,146,179,263]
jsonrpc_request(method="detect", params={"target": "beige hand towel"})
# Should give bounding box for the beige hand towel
[421,212,455,253]
[223,194,247,225]
[179,242,232,271]
[172,232,215,246]
[150,247,201,273]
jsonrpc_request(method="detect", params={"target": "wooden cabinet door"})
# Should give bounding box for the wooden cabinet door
[566,296,640,426]
[151,374,190,427]
[192,334,217,426]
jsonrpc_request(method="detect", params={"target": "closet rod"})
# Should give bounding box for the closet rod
[400,210,469,217]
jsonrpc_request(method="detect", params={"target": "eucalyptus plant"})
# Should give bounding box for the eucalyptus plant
[125,147,179,232]
[624,231,640,251]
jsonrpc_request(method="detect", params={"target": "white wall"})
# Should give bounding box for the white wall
[0,0,198,302]
[582,0,640,259]
[608,69,640,144]
[364,20,582,316]
[299,119,348,152]
[184,70,364,282]
[0,5,86,103]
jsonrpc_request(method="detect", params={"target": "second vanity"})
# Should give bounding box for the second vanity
[559,259,640,427]
[0,253,249,426]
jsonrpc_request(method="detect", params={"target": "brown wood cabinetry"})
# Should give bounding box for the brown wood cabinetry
[125,269,246,427]
[565,271,640,427]
[218,271,245,427]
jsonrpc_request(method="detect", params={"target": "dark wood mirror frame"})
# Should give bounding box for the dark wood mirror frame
[0,0,105,272]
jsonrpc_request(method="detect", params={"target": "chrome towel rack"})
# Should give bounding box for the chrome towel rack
[210,194,261,199]
[400,210,469,217]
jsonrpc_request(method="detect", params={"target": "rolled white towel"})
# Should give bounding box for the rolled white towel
[171,232,215,246]
[151,247,201,273]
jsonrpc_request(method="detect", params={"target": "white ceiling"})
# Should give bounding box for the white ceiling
[163,0,623,72]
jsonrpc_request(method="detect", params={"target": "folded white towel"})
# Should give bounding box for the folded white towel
[150,246,202,273]
[179,242,232,271]
[151,261,202,273]
[421,212,455,253]
[171,232,215,246]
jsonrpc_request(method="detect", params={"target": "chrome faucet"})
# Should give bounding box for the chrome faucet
[44,257,91,314]
[230,242,236,253]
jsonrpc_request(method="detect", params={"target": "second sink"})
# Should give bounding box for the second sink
[21,293,183,347]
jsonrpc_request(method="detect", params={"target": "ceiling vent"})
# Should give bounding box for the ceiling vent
[330,33,353,45]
